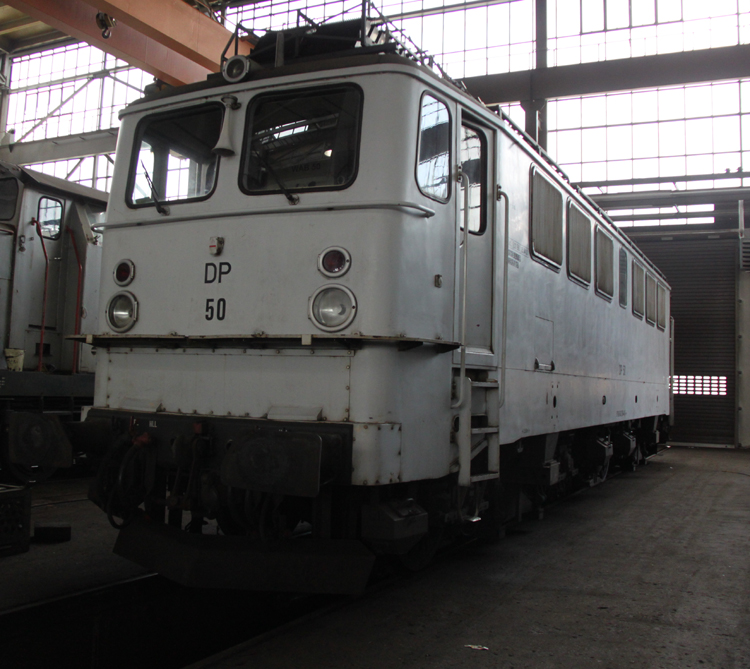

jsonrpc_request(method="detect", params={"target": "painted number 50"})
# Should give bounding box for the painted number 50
[205,298,226,321]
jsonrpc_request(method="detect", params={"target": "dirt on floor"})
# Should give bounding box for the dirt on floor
[193,448,750,669]
[0,477,148,611]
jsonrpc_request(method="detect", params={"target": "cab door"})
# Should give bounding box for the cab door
[453,114,497,368]
[8,192,65,370]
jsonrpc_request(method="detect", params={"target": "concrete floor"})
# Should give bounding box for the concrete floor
[194,448,750,669]
[0,477,148,612]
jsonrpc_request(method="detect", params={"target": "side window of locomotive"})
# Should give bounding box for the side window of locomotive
[38,197,63,239]
[128,103,223,208]
[645,273,657,325]
[657,283,667,330]
[595,227,614,299]
[530,168,563,267]
[619,248,628,308]
[417,94,451,202]
[459,124,486,234]
[0,178,19,220]
[632,261,645,319]
[567,201,591,285]
[240,85,362,194]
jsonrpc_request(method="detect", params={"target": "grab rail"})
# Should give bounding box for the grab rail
[91,200,435,232]
[451,170,470,409]
[497,187,510,408]
[33,218,49,372]
[66,227,83,374]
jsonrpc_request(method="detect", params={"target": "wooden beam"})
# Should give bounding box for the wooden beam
[73,0,250,73]
[3,0,217,86]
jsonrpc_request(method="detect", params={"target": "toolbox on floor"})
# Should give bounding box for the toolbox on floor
[0,484,31,556]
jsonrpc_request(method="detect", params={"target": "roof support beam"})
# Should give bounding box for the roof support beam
[2,0,242,86]
[591,187,750,210]
[462,43,750,104]
[72,0,250,73]
[0,128,118,165]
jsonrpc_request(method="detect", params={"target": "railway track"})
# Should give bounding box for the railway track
[2,460,658,669]
[1,573,341,669]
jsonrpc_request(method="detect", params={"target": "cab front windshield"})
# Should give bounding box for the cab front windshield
[240,85,362,194]
[129,104,223,207]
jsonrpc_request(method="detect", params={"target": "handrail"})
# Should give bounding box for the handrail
[66,227,83,374]
[33,218,49,373]
[451,170,470,409]
[496,188,510,408]
[91,200,435,232]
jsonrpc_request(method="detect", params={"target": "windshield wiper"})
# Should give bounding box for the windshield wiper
[141,160,170,215]
[252,150,300,205]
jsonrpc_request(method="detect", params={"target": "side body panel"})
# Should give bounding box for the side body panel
[494,132,670,445]
[93,64,670,487]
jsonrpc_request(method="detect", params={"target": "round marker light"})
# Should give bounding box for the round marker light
[318,246,351,277]
[106,291,139,333]
[223,55,251,83]
[114,259,135,286]
[310,285,357,332]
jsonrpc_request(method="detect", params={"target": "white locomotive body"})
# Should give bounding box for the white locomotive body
[0,162,106,482]
[87,21,671,593]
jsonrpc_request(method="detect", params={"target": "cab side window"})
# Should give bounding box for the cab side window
[459,124,486,234]
[0,178,19,221]
[646,273,657,325]
[567,201,591,285]
[657,283,667,330]
[632,261,645,318]
[416,94,451,202]
[595,227,614,299]
[619,248,628,308]
[530,168,563,267]
[38,197,63,240]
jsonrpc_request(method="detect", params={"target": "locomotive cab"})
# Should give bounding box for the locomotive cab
[86,18,671,593]
[0,162,106,482]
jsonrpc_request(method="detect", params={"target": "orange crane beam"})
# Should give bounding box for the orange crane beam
[4,0,249,86]
[74,0,251,73]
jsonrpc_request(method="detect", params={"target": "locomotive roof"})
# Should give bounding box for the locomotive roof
[0,159,108,206]
[131,51,438,107]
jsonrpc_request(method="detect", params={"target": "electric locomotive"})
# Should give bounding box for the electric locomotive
[86,15,671,593]
[1,161,106,483]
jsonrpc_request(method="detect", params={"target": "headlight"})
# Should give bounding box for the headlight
[106,291,139,333]
[318,246,351,277]
[223,55,251,83]
[114,259,135,286]
[309,285,357,332]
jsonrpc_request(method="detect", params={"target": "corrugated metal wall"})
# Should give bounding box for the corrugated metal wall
[637,238,737,445]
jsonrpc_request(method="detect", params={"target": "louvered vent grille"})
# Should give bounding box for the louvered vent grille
[741,239,750,271]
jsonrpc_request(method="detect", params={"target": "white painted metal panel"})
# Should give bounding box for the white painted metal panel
[97,74,456,345]
[351,423,401,485]
[99,348,351,421]
[348,346,453,482]
[91,61,671,495]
